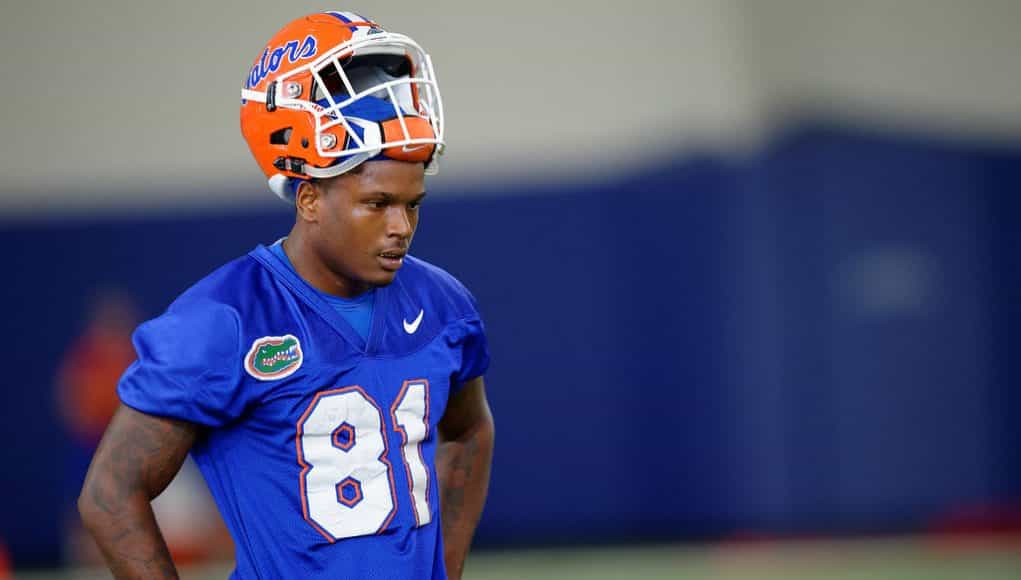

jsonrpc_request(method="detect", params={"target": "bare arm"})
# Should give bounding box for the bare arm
[436,376,495,580]
[78,404,199,579]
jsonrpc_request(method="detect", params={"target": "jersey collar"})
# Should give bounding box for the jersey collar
[249,244,392,354]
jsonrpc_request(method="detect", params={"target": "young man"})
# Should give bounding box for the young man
[78,11,494,580]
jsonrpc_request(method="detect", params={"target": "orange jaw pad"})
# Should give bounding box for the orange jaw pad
[240,103,348,179]
[380,117,436,162]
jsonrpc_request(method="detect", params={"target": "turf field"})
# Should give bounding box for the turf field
[18,535,1021,579]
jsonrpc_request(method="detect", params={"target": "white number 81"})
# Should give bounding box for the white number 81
[296,380,431,541]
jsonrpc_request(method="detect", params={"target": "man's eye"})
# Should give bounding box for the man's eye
[408,201,421,210]
[366,200,386,209]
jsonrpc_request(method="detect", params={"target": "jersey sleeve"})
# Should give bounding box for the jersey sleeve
[117,299,250,427]
[453,317,490,389]
[452,284,490,389]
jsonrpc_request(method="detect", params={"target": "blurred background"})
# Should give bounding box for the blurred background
[2,1,1019,578]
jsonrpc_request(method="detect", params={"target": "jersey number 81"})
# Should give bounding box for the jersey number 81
[296,380,431,541]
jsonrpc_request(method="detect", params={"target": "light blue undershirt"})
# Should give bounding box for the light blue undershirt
[269,239,375,341]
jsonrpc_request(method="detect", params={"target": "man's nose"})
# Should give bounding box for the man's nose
[386,206,413,238]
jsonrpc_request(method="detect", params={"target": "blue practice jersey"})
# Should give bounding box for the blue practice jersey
[118,245,490,579]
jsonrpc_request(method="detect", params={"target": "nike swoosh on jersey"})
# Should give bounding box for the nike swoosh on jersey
[403,309,424,334]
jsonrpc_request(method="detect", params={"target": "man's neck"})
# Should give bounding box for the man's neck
[281,229,371,299]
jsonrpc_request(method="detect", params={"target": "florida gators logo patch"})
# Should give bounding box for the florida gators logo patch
[245,334,303,380]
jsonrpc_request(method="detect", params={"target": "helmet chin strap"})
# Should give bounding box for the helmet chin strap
[304,152,375,179]
[268,151,374,202]
[263,113,384,202]
[241,88,270,105]
[268,174,294,201]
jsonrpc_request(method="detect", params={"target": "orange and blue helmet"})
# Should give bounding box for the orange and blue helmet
[240,11,445,201]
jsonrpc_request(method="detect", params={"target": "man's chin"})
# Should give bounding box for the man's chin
[367,270,398,287]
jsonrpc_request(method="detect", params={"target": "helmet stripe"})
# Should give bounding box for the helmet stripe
[324,11,357,32]
[342,11,370,23]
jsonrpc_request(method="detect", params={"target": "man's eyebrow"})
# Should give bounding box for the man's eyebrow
[369,192,427,200]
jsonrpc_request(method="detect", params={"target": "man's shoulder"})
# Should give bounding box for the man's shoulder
[167,252,264,315]
[400,255,466,291]
[142,250,285,349]
[128,255,260,359]
[398,255,481,319]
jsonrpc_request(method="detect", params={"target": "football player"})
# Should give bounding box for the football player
[78,11,494,580]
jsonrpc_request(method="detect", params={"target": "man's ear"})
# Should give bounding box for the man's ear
[294,180,320,223]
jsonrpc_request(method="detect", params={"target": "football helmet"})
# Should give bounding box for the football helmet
[240,11,444,201]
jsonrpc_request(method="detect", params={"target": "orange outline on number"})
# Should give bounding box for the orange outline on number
[390,379,432,527]
[295,385,399,543]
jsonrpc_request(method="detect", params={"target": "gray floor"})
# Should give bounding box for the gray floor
[17,536,1021,580]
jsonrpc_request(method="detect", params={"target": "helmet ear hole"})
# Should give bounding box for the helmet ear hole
[270,127,293,145]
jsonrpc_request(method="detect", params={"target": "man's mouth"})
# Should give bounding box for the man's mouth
[378,250,406,271]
